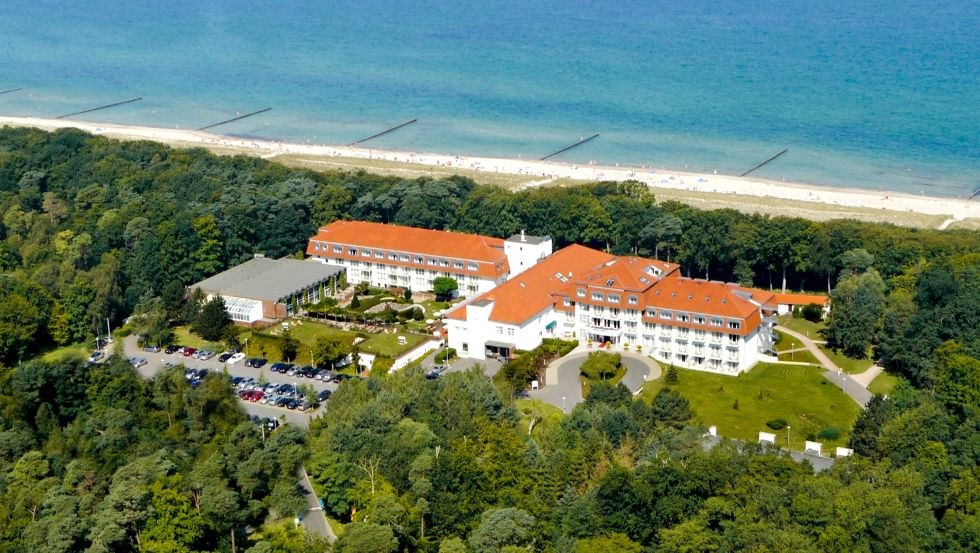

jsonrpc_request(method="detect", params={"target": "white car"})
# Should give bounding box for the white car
[228,353,247,365]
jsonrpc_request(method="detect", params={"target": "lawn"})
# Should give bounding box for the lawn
[778,316,826,340]
[41,343,90,362]
[516,399,565,440]
[777,349,820,365]
[580,364,627,398]
[818,345,873,374]
[868,371,903,396]
[173,326,223,350]
[358,332,429,357]
[775,330,805,351]
[639,363,860,451]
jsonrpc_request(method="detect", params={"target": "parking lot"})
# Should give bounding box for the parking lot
[121,336,337,427]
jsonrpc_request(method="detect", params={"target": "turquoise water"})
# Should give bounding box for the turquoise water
[1,0,977,196]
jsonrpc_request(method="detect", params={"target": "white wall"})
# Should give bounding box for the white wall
[504,238,553,278]
[389,339,441,372]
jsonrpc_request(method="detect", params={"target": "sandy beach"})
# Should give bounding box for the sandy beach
[2,115,977,228]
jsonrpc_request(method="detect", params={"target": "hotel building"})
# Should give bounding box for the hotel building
[306,221,552,295]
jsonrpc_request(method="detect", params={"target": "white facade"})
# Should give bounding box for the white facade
[451,298,772,375]
[314,256,503,295]
[504,232,553,278]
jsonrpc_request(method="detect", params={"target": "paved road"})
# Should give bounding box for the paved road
[123,336,335,428]
[299,466,336,543]
[776,326,872,407]
[533,350,660,412]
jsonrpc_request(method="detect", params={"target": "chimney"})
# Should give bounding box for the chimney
[520,229,526,242]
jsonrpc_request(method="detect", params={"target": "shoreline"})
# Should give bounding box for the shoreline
[2,115,977,226]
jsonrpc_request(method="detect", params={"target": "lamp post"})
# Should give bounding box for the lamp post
[562,396,566,413]
[787,425,792,450]
[105,318,111,342]
[245,338,250,356]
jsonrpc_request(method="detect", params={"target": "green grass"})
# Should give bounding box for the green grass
[775,330,805,351]
[419,299,454,316]
[580,364,627,398]
[516,399,565,439]
[358,332,429,357]
[818,346,873,374]
[777,316,826,340]
[327,516,345,538]
[639,363,860,450]
[868,371,903,396]
[173,326,223,350]
[41,343,90,362]
[777,348,820,364]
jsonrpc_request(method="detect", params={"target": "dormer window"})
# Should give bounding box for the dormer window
[628,295,638,304]
[591,292,604,301]
[577,288,586,298]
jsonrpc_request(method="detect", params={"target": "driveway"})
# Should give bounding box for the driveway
[299,466,336,542]
[532,350,661,412]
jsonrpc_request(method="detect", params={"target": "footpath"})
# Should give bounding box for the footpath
[776,326,872,407]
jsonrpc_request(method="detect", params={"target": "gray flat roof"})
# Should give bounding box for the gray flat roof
[192,257,344,302]
[506,233,550,245]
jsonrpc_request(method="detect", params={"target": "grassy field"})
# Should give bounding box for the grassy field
[640,363,860,450]
[775,330,805,351]
[41,343,90,362]
[516,399,565,440]
[777,349,820,364]
[777,316,826,339]
[173,327,223,350]
[867,371,903,396]
[819,346,873,374]
[359,332,429,357]
[580,364,627,398]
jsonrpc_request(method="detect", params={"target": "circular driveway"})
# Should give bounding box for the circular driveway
[531,350,662,411]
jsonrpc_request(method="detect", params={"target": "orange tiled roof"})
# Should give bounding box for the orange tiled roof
[643,278,763,320]
[307,221,509,279]
[575,256,679,290]
[774,292,829,306]
[449,245,615,325]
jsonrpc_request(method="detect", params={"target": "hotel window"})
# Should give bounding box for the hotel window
[591,292,604,301]
[362,249,372,257]
[454,261,464,269]
[375,251,384,258]
[710,318,723,327]
[389,253,398,260]
[728,320,740,330]
[313,243,320,251]
[348,248,357,256]
[694,315,705,324]
[608,294,620,303]
[441,260,450,267]
[628,295,638,304]
[333,245,342,253]
[467,262,478,271]
[496,326,504,335]
[678,313,689,322]
[729,334,739,343]
[646,308,656,317]
[660,311,672,320]
[577,288,586,298]
[428,258,437,265]
[400,254,409,261]
[415,268,424,275]
[563,298,571,306]
[415,256,424,264]
[507,328,515,336]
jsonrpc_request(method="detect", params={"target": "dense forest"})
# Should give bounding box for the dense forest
[0,127,978,551]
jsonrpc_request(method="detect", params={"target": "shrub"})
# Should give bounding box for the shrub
[766,418,788,430]
[435,348,456,363]
[802,303,824,322]
[817,427,841,440]
[350,295,361,309]
[665,366,679,385]
[403,289,412,301]
[732,399,739,410]
[541,338,578,357]
[580,351,621,381]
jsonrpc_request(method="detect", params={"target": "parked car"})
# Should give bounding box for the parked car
[144,345,161,353]
[330,373,354,383]
[425,368,441,380]
[228,353,246,365]
[274,396,290,408]
[129,357,148,368]
[198,350,216,360]
[218,352,233,362]
[317,389,332,402]
[165,345,180,354]
[247,358,267,368]
[314,369,331,381]
[182,347,197,357]
[87,351,105,363]
[270,362,288,373]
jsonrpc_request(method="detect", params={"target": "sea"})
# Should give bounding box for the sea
[1,0,977,197]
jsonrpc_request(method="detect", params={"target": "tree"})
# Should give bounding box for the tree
[641,214,683,261]
[335,522,397,553]
[579,351,620,381]
[191,215,224,279]
[574,533,643,553]
[192,296,230,341]
[433,277,458,300]
[826,270,886,357]
[280,328,299,362]
[469,508,536,553]
[651,388,693,428]
[312,335,351,369]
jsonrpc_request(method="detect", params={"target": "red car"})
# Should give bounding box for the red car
[249,391,264,402]
[183,347,197,357]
